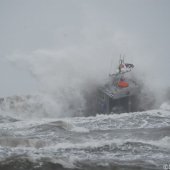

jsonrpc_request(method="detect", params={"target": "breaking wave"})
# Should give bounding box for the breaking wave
[0,94,79,119]
[0,101,170,169]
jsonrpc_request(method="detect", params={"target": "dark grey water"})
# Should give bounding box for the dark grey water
[0,103,170,170]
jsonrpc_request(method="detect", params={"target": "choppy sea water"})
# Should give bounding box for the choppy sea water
[0,98,170,170]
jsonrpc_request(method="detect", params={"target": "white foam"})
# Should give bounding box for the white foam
[69,109,170,131]
[70,126,89,133]
[160,102,170,111]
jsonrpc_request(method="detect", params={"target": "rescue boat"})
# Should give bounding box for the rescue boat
[96,58,139,114]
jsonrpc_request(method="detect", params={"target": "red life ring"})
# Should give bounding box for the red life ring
[118,80,129,88]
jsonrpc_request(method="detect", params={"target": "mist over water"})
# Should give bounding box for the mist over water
[6,43,169,118]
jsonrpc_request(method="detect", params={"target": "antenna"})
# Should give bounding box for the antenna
[123,54,126,63]
[119,54,121,64]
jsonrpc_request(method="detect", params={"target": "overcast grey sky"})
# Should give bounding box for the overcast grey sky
[0,0,170,96]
